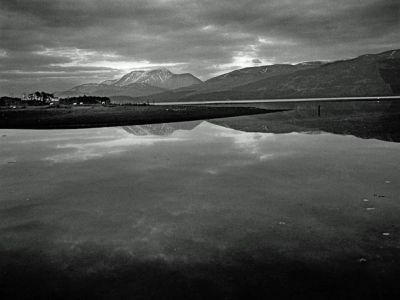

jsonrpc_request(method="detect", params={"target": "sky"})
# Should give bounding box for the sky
[0,0,399,95]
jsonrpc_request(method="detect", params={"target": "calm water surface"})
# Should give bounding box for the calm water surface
[1,120,399,298]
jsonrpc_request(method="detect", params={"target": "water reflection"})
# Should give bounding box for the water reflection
[212,100,400,143]
[122,110,400,143]
[123,121,201,136]
[0,121,399,299]
[38,122,280,163]
[211,114,400,143]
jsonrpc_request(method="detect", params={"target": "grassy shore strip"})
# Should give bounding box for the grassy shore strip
[153,96,400,105]
[0,105,281,129]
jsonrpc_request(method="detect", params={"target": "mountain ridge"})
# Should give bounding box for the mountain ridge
[57,68,202,98]
[56,49,400,100]
[134,49,400,102]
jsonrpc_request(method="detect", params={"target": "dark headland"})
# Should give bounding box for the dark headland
[0,104,278,129]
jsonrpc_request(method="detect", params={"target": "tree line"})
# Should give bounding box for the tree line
[1,93,111,107]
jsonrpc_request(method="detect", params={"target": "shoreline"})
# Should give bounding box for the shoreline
[153,95,400,105]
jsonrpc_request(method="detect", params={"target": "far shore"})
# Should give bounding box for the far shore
[152,95,400,105]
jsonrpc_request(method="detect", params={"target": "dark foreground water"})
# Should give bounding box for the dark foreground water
[0,120,399,299]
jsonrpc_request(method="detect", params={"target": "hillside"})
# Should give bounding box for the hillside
[57,82,166,98]
[137,49,400,102]
[199,62,324,93]
[224,50,400,100]
[112,68,202,89]
[57,69,202,98]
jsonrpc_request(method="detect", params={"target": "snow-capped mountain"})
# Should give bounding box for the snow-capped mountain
[113,68,202,89]
[113,71,147,86]
[57,68,202,98]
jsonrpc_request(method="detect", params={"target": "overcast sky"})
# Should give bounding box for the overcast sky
[1,0,399,95]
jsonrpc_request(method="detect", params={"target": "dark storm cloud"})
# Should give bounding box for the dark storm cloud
[0,0,399,94]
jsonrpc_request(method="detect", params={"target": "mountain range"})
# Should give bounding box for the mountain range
[56,68,202,98]
[58,49,400,101]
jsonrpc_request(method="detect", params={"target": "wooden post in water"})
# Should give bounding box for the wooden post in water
[318,105,321,117]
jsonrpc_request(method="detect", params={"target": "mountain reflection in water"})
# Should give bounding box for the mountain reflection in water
[123,121,201,136]
[123,110,399,143]
[0,119,399,299]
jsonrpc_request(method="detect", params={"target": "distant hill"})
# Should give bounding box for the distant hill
[56,68,202,98]
[200,62,324,93]
[112,68,202,90]
[135,49,400,102]
[223,50,400,100]
[57,82,166,98]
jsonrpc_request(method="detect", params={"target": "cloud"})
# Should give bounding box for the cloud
[1,0,399,94]
[45,134,184,163]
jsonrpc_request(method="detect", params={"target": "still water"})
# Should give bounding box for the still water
[1,119,399,298]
